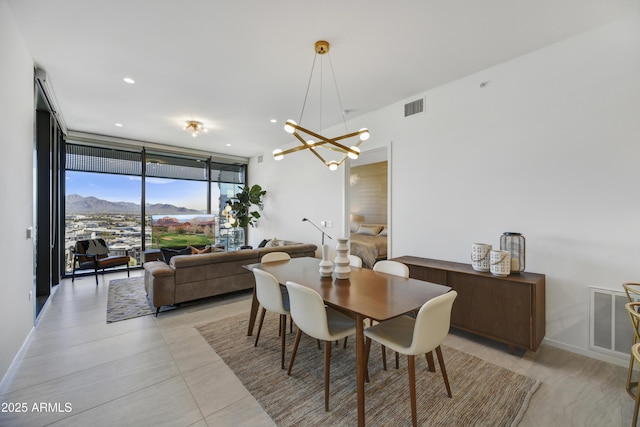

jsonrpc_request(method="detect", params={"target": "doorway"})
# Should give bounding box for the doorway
[346,146,390,266]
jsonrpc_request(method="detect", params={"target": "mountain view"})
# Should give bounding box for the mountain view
[66,194,201,215]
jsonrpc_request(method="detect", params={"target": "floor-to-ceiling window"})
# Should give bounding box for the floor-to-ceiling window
[64,144,143,273]
[63,142,246,275]
[211,162,245,250]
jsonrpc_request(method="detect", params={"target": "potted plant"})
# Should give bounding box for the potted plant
[225,184,266,228]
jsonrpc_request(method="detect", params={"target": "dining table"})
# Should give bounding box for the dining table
[243,256,451,427]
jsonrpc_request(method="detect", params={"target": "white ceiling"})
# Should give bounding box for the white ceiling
[7,0,638,159]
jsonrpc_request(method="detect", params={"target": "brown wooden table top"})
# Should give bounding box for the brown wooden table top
[245,257,451,321]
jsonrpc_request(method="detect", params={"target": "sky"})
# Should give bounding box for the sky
[66,171,220,212]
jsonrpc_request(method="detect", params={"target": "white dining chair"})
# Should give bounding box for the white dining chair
[372,259,410,369]
[253,268,290,369]
[365,291,458,427]
[261,251,291,263]
[348,254,363,268]
[285,281,358,411]
[373,259,409,277]
[260,252,293,332]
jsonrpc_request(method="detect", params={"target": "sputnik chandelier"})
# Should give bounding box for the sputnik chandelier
[273,40,370,171]
[184,120,207,138]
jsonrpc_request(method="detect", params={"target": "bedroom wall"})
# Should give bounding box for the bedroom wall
[0,0,36,382]
[349,161,388,227]
[249,14,640,364]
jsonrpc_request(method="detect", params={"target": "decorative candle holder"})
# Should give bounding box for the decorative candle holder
[334,237,351,279]
[500,232,525,273]
[471,243,491,272]
[319,244,333,277]
[490,250,511,277]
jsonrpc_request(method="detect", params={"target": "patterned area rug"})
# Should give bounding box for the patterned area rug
[107,276,175,323]
[197,313,540,426]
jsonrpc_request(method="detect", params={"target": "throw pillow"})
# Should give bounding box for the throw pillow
[265,237,283,248]
[189,245,212,255]
[258,239,270,248]
[356,224,383,236]
[378,228,388,237]
[160,247,192,264]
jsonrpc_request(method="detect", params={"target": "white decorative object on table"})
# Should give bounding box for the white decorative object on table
[490,250,511,277]
[471,243,491,272]
[334,237,351,279]
[319,244,333,277]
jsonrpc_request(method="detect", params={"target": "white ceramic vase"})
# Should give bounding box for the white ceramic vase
[319,244,333,277]
[333,237,351,279]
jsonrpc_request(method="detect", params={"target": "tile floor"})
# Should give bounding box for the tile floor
[0,269,635,426]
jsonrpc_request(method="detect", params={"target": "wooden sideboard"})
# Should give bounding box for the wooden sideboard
[390,256,546,352]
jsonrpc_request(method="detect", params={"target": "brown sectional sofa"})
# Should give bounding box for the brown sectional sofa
[144,242,317,315]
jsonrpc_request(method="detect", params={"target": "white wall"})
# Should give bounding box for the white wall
[250,15,640,362]
[247,146,345,255]
[0,0,36,381]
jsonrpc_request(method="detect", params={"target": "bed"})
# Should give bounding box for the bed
[349,223,388,268]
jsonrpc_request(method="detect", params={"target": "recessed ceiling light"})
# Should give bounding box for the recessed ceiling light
[115,123,123,127]
[270,119,277,123]
[226,144,231,147]
[123,77,135,84]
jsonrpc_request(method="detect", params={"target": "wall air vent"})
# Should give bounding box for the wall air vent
[404,98,424,117]
[257,155,264,163]
[589,286,633,357]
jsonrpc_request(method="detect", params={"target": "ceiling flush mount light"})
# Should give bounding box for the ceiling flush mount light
[183,120,207,138]
[273,40,370,171]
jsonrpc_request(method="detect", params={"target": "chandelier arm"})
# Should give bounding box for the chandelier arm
[331,130,364,142]
[335,153,349,166]
[292,131,330,164]
[278,145,314,156]
[293,124,359,155]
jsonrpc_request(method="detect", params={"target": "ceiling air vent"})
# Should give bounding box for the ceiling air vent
[404,98,424,117]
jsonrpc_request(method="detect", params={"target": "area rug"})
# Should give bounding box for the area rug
[196,313,540,426]
[107,276,176,323]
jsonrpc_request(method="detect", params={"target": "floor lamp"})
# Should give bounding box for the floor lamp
[302,218,332,245]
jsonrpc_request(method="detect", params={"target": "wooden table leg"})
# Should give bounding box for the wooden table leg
[247,286,259,336]
[356,313,365,427]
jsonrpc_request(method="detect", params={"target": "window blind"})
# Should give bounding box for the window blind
[145,152,208,181]
[211,162,245,184]
[66,144,142,175]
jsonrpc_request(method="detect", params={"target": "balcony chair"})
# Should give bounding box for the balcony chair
[626,300,640,415]
[72,238,130,285]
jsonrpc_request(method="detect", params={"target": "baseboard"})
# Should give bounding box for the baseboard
[0,283,58,390]
[0,324,35,392]
[542,337,629,368]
